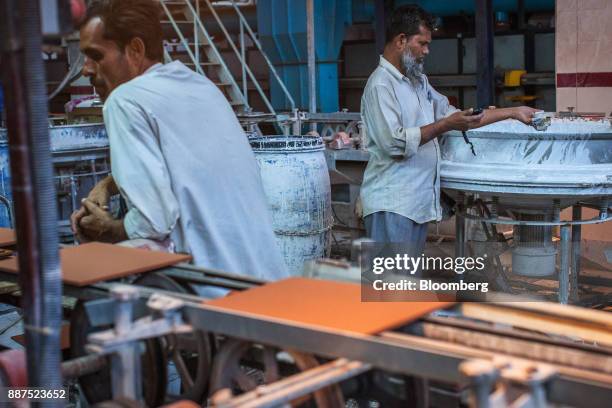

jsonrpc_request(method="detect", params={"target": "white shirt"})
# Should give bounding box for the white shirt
[360,56,458,224]
[103,61,288,280]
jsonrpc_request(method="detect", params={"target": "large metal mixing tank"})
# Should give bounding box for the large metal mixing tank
[439,118,612,302]
[439,118,612,211]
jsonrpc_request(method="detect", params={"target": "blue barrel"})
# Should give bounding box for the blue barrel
[250,136,332,276]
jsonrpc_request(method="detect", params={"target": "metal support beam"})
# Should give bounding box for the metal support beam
[374,0,387,54]
[517,0,526,30]
[559,225,571,304]
[306,0,316,132]
[571,206,582,303]
[457,34,465,108]
[455,193,466,259]
[109,287,142,401]
[0,0,64,397]
[182,302,612,407]
[215,359,371,407]
[475,0,495,107]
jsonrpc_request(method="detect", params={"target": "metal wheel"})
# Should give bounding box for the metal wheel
[132,272,213,403]
[70,272,213,406]
[208,339,345,407]
[69,300,167,406]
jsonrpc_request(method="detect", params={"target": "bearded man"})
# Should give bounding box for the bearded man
[360,5,538,253]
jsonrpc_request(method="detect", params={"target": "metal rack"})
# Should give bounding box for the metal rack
[454,197,612,305]
[160,0,294,115]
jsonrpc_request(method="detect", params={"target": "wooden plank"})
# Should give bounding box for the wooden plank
[490,301,612,329]
[461,303,612,347]
[0,242,191,286]
[421,322,612,374]
[207,277,452,335]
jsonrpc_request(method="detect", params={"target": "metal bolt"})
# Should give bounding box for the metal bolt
[112,286,139,335]
[111,285,139,302]
[460,359,500,408]
[351,238,374,265]
[499,361,556,407]
[147,293,184,315]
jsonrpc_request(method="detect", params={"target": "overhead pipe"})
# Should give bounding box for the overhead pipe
[0,0,63,399]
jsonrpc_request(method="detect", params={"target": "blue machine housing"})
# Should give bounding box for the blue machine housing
[257,0,352,113]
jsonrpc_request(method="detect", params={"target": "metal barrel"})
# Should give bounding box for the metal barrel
[250,135,332,276]
[0,123,110,238]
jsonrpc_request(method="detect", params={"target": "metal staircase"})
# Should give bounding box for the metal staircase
[159,0,295,116]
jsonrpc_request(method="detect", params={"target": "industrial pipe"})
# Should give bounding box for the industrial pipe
[62,355,108,379]
[306,0,316,131]
[0,0,63,399]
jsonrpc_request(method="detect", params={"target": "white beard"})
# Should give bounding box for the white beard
[401,50,425,85]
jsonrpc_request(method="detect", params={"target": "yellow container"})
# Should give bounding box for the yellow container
[504,70,527,87]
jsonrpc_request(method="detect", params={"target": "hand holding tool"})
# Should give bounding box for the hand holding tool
[462,108,482,156]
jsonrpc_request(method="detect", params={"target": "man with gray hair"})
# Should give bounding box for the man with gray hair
[361,4,537,254]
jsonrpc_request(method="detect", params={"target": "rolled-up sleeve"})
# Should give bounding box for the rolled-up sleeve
[429,84,460,120]
[103,95,180,240]
[363,84,421,159]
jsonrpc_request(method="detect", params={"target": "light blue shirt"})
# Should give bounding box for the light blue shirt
[360,56,458,224]
[103,61,288,280]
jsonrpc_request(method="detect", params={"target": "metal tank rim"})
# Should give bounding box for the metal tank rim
[457,117,612,139]
[0,123,108,150]
[448,130,612,140]
[0,122,106,135]
[441,163,612,191]
[249,135,324,153]
[439,119,612,201]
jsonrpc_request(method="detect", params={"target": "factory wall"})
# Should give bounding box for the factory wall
[556,1,612,267]
[340,32,556,112]
[555,0,612,112]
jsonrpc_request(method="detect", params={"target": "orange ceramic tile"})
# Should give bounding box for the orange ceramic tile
[0,242,191,286]
[161,401,200,408]
[0,229,16,247]
[12,323,70,350]
[207,277,453,335]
